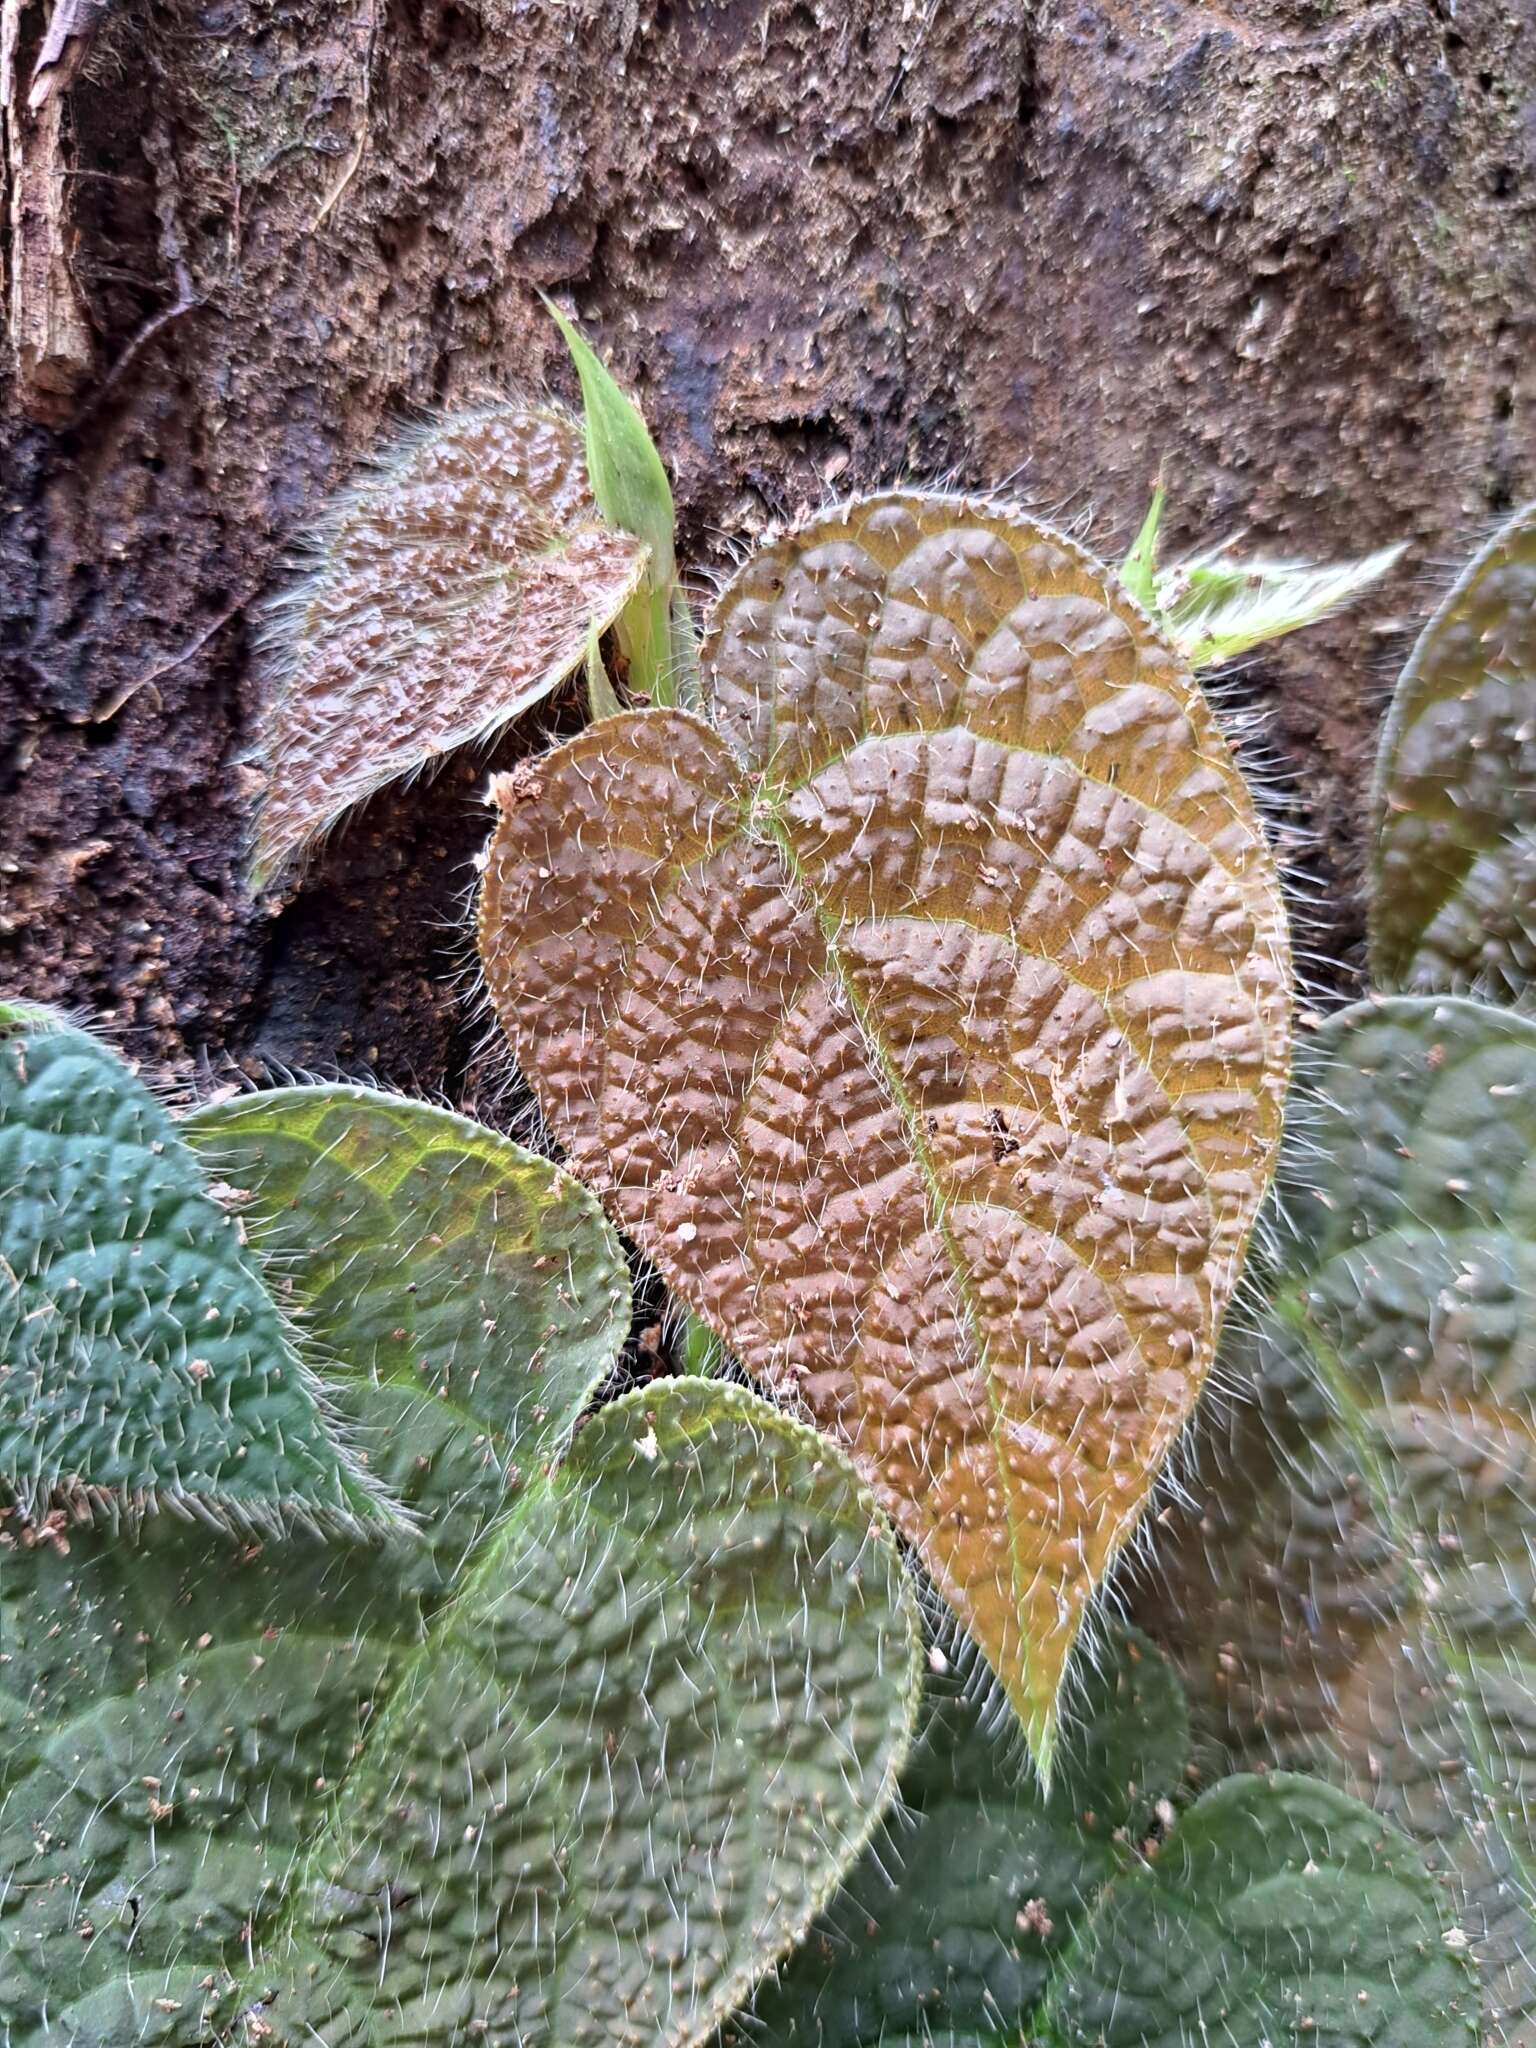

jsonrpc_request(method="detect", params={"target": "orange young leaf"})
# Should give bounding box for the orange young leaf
[477,493,1292,1771]
[251,401,647,884]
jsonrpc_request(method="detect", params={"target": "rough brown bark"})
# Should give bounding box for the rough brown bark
[1,0,1532,1097]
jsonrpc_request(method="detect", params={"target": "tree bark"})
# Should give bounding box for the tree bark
[1,0,1531,1094]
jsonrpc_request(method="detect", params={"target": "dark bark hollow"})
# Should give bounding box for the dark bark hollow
[1,0,1532,1096]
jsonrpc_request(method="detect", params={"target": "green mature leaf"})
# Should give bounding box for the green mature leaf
[479,490,1293,1775]
[236,1378,919,2047]
[181,1083,633,1579]
[1158,996,1536,2043]
[1370,501,1536,1001]
[1040,1773,1478,2047]
[250,402,648,883]
[544,297,677,706]
[732,1629,1189,2048]
[2,1087,921,2048]
[0,1007,382,1529]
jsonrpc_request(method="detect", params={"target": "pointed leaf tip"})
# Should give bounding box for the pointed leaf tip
[541,295,675,586]
[1118,476,1167,613]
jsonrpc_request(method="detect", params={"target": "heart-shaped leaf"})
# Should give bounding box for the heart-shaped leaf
[732,1628,1189,2048]
[1371,501,1536,1001]
[251,401,648,883]
[1039,1773,1477,2048]
[478,492,1292,1770]
[1,1086,920,2048]
[0,1006,384,1530]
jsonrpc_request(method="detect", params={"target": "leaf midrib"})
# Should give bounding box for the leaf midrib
[748,797,1044,1739]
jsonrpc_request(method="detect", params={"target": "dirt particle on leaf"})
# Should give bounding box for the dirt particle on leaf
[504,762,547,806]
[1016,1896,1054,1938]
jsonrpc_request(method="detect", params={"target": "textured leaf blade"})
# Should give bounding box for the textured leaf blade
[731,1628,1189,2048]
[1040,1773,1477,2048]
[1,1386,918,2048]
[248,1379,920,2047]
[3,1086,920,2048]
[181,1082,632,1547]
[0,1007,382,1528]
[251,401,648,883]
[1371,501,1536,999]
[478,492,1292,1770]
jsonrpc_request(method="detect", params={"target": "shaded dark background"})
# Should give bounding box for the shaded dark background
[2,0,1532,1102]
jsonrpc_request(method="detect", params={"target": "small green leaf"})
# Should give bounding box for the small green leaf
[585,625,624,720]
[1040,1773,1478,2048]
[735,1629,1190,2047]
[1154,539,1404,668]
[0,1007,384,1530]
[543,296,678,705]
[1118,479,1165,612]
[678,1307,722,1375]
[671,588,703,710]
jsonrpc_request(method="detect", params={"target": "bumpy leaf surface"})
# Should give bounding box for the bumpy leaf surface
[1372,502,1536,1000]
[1041,1773,1477,2047]
[251,402,647,882]
[478,491,1292,1767]
[1,1088,919,2048]
[731,1629,1189,2047]
[0,1008,379,1526]
[1158,996,1536,2044]
[180,1083,629,1570]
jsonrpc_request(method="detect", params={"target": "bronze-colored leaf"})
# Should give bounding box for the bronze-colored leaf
[477,493,1292,1770]
[251,402,648,883]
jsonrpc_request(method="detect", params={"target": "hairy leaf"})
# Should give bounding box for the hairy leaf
[250,401,648,883]
[1,1087,920,2048]
[0,1007,381,1529]
[1371,502,1536,1001]
[1040,1773,1477,2047]
[478,491,1292,1771]
[181,1083,634,1583]
[1157,996,1536,2043]
[732,1628,1189,2047]
[233,1379,919,2047]
[1154,540,1403,668]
